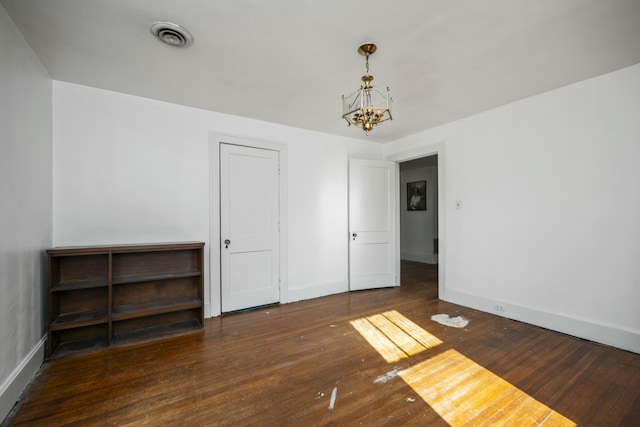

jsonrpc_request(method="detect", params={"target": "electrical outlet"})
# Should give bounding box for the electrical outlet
[494,303,505,312]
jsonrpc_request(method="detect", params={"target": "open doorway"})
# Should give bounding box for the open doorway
[399,155,438,297]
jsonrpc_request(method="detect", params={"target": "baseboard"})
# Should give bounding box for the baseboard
[285,280,348,304]
[442,288,640,354]
[0,337,45,423]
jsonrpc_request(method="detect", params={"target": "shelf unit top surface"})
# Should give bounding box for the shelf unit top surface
[47,241,205,255]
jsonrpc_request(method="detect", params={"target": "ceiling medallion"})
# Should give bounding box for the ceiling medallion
[341,43,393,135]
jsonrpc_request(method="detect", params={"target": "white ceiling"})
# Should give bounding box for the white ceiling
[3,0,640,143]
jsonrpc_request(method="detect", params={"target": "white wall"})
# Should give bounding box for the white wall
[385,63,640,353]
[400,157,438,264]
[0,4,52,421]
[53,82,382,316]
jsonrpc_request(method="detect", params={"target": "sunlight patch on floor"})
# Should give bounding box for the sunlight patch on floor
[399,349,576,426]
[351,311,575,426]
[350,310,443,363]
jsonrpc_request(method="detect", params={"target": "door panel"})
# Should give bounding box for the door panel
[349,159,398,291]
[221,143,280,312]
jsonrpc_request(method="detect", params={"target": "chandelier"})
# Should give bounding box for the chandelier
[341,43,393,135]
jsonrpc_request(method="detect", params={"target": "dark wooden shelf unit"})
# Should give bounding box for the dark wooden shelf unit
[46,242,205,359]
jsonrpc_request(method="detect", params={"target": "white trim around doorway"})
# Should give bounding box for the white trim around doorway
[385,142,446,300]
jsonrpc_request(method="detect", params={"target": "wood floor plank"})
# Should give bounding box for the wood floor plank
[3,261,639,426]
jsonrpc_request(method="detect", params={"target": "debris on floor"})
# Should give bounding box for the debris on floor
[373,368,400,384]
[431,313,469,328]
[328,387,338,410]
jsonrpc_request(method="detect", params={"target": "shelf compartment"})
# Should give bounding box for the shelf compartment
[49,287,108,326]
[112,297,202,321]
[51,254,109,286]
[50,336,109,359]
[113,320,202,347]
[48,324,109,359]
[51,337,109,358]
[51,309,108,330]
[112,276,200,312]
[112,269,200,285]
[112,249,201,279]
[51,277,108,292]
[112,311,202,346]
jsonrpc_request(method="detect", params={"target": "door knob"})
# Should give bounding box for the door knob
[224,239,231,248]
[352,232,357,240]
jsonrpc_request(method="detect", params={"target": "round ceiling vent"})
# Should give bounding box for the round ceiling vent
[150,22,193,48]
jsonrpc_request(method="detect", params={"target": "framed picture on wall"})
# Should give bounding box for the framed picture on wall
[407,181,426,211]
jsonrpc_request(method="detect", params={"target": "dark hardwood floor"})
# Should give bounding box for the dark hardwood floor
[4,261,639,426]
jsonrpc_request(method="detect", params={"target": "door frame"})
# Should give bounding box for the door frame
[385,142,445,299]
[209,132,288,317]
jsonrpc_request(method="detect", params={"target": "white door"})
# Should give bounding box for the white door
[349,159,398,290]
[220,143,280,312]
